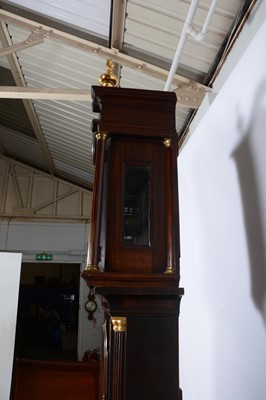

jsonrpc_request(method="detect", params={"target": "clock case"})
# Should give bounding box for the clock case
[82,86,184,400]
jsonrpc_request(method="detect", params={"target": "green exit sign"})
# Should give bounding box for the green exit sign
[36,253,53,261]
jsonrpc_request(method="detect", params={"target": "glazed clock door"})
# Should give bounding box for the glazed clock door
[105,137,167,274]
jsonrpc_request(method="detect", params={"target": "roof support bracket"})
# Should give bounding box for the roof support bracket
[0,29,45,57]
[0,86,206,108]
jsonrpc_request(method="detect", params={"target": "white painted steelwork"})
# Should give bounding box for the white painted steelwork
[0,156,91,219]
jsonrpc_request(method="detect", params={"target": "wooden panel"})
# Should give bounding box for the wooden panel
[92,86,177,136]
[98,289,184,400]
[11,358,100,400]
[105,137,167,273]
[82,272,180,289]
[125,314,180,400]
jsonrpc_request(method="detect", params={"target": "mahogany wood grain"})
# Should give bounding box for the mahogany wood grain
[81,271,180,289]
[110,330,126,400]
[91,86,177,136]
[11,358,100,400]
[83,86,183,400]
[98,288,183,400]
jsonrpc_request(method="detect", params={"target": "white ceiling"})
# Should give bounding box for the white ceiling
[0,0,258,189]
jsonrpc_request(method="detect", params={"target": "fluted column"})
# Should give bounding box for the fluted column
[111,317,127,400]
[163,138,177,274]
[86,132,108,271]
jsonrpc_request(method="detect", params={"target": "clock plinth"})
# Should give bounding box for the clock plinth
[82,86,184,400]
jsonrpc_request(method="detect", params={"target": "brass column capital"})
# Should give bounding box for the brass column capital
[111,317,127,332]
[163,138,172,148]
[95,132,108,141]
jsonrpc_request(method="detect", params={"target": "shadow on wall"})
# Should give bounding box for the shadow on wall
[231,80,266,327]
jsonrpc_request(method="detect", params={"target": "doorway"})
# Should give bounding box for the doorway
[14,262,80,361]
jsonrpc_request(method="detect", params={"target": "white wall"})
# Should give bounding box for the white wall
[0,253,22,400]
[179,18,266,400]
[0,221,89,258]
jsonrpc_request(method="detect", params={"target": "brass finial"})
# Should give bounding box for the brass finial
[99,59,118,87]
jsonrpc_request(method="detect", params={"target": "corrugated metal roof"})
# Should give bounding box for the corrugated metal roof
[0,66,36,137]
[0,125,48,170]
[124,0,243,80]
[5,0,111,36]
[0,0,257,190]
[3,22,100,187]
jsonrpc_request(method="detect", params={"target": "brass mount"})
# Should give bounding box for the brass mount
[99,59,118,87]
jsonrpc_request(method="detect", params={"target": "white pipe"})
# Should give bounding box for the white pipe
[164,0,200,91]
[164,0,218,91]
[187,0,219,42]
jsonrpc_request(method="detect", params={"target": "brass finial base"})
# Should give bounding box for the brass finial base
[99,59,118,87]
[164,266,176,274]
[84,264,100,272]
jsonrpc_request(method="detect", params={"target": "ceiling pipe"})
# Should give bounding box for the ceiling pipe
[187,0,219,42]
[164,0,219,91]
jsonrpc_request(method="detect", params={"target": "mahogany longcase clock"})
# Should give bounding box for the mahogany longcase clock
[82,85,184,400]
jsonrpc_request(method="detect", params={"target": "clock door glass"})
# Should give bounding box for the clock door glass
[122,164,150,246]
